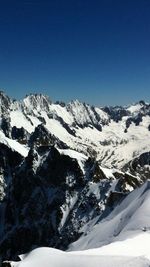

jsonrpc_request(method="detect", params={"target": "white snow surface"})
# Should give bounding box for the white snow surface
[127,103,142,114]
[10,110,36,133]
[10,247,150,267]
[49,104,74,124]
[70,232,150,259]
[0,130,29,157]
[101,166,115,179]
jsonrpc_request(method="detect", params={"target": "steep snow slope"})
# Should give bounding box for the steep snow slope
[69,181,150,251]
[71,232,150,259]
[10,110,40,133]
[0,130,29,157]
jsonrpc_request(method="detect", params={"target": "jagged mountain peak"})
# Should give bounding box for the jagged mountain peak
[24,93,50,101]
[127,100,150,114]
[0,90,10,99]
[68,99,87,106]
[138,100,146,105]
[22,93,52,112]
[0,91,12,115]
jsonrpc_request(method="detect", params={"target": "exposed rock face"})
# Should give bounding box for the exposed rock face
[29,124,68,148]
[124,151,150,181]
[0,145,84,259]
[11,126,29,144]
[0,144,23,200]
[22,93,52,113]
[102,105,130,122]
[0,91,12,116]
[2,261,12,267]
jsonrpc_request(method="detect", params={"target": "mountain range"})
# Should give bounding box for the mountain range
[0,91,150,266]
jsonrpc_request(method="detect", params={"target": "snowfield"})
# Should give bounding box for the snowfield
[9,247,150,267]
[71,232,150,259]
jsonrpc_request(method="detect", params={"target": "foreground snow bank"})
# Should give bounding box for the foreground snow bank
[9,247,150,267]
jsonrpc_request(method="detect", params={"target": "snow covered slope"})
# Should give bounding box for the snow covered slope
[0,130,29,157]
[69,181,150,251]
[8,247,150,267]
[72,232,150,260]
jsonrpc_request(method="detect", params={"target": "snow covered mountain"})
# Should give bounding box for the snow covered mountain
[0,91,150,263]
[0,91,150,168]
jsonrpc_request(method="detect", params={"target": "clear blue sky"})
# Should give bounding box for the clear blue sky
[0,0,150,106]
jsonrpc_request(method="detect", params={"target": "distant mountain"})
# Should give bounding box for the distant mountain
[0,91,150,262]
[0,91,150,168]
